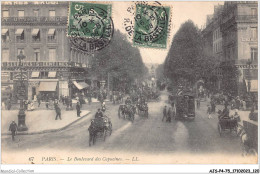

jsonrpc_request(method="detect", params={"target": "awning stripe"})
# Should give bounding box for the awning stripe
[32,29,40,36]
[15,29,24,35]
[73,81,88,90]
[2,29,8,35]
[38,82,57,92]
[31,72,39,78]
[48,29,55,36]
[48,72,56,78]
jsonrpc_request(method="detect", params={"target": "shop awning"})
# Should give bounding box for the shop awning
[48,29,55,36]
[2,29,8,35]
[73,81,89,90]
[31,71,39,78]
[15,29,24,35]
[48,71,56,78]
[32,29,40,36]
[38,82,57,92]
[245,80,258,92]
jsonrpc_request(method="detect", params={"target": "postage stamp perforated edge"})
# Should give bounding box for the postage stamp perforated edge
[66,1,113,39]
[132,3,172,49]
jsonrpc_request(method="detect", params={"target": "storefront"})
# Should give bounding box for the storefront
[38,81,59,101]
[71,81,89,98]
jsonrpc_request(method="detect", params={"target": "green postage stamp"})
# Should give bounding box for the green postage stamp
[68,2,113,40]
[133,4,170,49]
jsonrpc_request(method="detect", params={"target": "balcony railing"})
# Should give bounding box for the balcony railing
[236,15,258,21]
[2,61,71,68]
[220,15,257,32]
[2,16,67,25]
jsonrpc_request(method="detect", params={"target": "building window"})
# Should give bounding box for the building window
[49,10,55,17]
[15,29,25,42]
[18,10,24,17]
[251,27,257,40]
[2,10,9,17]
[47,29,56,42]
[2,48,9,62]
[34,49,40,61]
[33,9,39,16]
[48,48,56,61]
[251,48,258,62]
[2,29,9,42]
[251,8,257,16]
[32,29,40,42]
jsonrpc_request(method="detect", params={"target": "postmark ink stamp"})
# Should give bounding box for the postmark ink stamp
[68,2,114,52]
[133,3,170,49]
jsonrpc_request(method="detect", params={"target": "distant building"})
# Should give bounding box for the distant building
[1,1,91,101]
[202,1,258,97]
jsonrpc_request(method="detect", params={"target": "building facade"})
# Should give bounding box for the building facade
[1,1,92,101]
[202,1,258,97]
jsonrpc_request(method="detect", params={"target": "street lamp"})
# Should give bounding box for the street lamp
[17,50,28,131]
[246,59,252,93]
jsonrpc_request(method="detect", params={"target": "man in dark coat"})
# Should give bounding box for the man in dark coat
[9,121,18,141]
[166,107,172,122]
[55,104,61,120]
[76,102,81,117]
[95,109,103,118]
[162,105,167,122]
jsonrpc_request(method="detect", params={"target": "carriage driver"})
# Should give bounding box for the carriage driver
[125,97,132,105]
[95,108,104,118]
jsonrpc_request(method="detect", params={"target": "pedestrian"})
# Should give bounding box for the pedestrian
[76,102,81,117]
[167,107,172,122]
[54,99,59,110]
[242,100,246,111]
[37,95,41,107]
[7,98,12,110]
[162,105,167,122]
[9,121,18,141]
[207,105,212,119]
[196,98,200,109]
[55,104,61,120]
[45,99,49,109]
[211,100,216,113]
[69,97,73,110]
[24,100,28,110]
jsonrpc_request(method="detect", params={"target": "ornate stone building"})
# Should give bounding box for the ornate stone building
[202,1,258,97]
[1,1,91,101]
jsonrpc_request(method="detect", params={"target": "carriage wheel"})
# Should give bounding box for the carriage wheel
[218,123,222,136]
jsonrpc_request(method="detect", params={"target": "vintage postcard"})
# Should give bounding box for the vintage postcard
[1,0,258,167]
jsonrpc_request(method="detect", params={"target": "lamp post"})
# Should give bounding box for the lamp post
[246,59,252,93]
[17,50,28,131]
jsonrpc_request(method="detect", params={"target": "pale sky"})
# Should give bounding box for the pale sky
[112,1,224,64]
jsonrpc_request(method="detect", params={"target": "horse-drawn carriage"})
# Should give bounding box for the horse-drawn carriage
[118,104,136,122]
[239,119,258,156]
[136,103,148,118]
[88,115,112,146]
[175,91,195,120]
[218,117,238,136]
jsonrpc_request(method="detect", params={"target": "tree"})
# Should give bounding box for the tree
[164,20,218,88]
[90,29,147,91]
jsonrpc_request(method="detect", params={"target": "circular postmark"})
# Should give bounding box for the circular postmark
[123,1,170,49]
[68,2,114,52]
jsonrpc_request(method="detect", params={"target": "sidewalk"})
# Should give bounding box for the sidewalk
[1,109,90,135]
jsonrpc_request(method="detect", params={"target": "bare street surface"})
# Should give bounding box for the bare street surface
[2,91,242,156]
